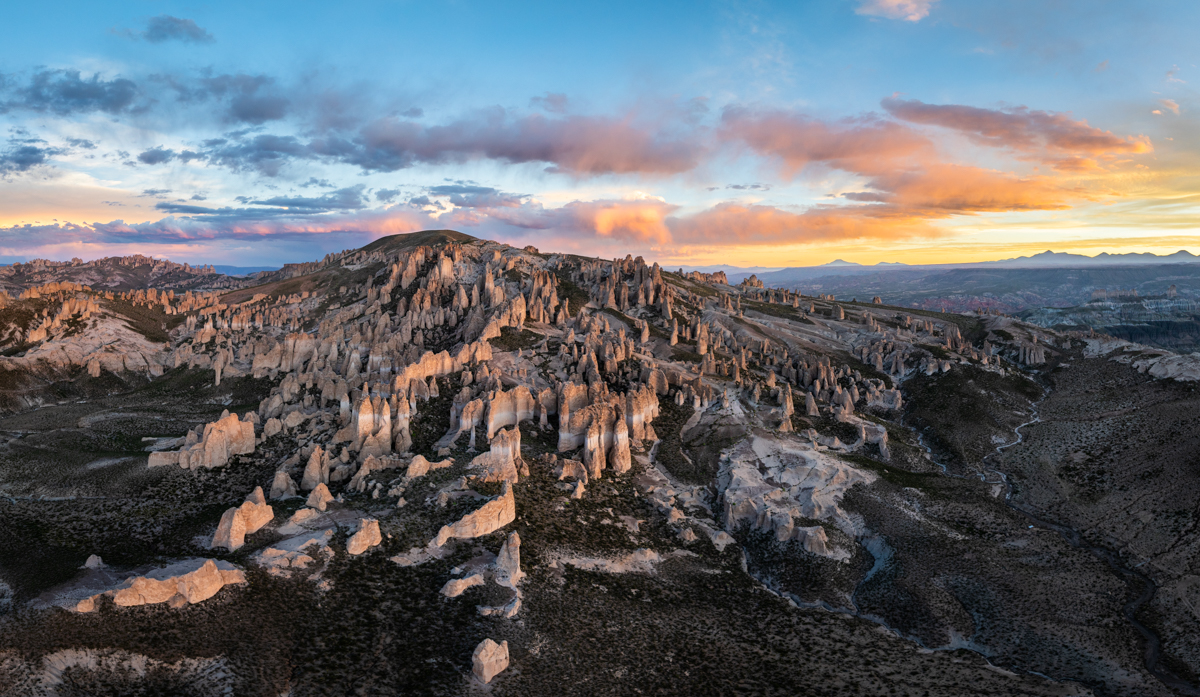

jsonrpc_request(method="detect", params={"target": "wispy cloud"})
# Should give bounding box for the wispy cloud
[881,97,1151,170]
[855,0,937,22]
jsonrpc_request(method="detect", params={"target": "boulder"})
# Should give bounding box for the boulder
[471,638,510,684]
[306,483,334,511]
[347,518,382,555]
[211,507,247,551]
[270,470,299,499]
[494,532,524,589]
[238,487,274,533]
[212,488,274,551]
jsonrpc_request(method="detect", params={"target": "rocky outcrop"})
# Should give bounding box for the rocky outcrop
[471,638,510,684]
[347,518,382,555]
[433,481,516,546]
[211,487,274,551]
[440,573,484,597]
[495,532,524,589]
[718,434,875,560]
[486,386,536,439]
[270,470,299,499]
[74,559,245,613]
[405,454,453,479]
[470,427,522,484]
[306,483,334,511]
[148,412,255,470]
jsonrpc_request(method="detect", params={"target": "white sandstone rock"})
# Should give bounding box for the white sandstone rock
[306,483,334,511]
[440,573,485,597]
[347,518,382,555]
[471,638,510,684]
[433,481,516,547]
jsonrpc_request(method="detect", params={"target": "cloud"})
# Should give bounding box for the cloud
[0,143,61,175]
[719,106,1081,235]
[427,183,527,209]
[1094,60,1109,73]
[314,110,701,175]
[375,188,401,203]
[1167,65,1186,84]
[1159,98,1181,115]
[855,0,936,22]
[473,197,678,244]
[66,137,96,149]
[159,73,288,124]
[720,106,931,178]
[530,92,569,114]
[153,202,216,215]
[726,183,770,191]
[202,134,311,176]
[143,16,214,44]
[5,70,138,115]
[668,202,937,245]
[300,177,334,188]
[136,146,176,165]
[251,185,368,211]
[197,74,288,123]
[139,188,172,197]
[881,97,1151,168]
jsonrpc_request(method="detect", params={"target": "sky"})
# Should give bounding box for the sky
[1,0,1198,268]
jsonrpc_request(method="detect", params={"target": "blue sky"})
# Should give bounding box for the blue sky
[1,0,1197,267]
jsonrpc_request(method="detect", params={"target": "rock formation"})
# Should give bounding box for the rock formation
[471,638,510,684]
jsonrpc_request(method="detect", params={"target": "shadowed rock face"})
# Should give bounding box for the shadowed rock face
[0,231,1196,696]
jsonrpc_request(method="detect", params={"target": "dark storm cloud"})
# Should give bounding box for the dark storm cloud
[137,146,176,165]
[143,15,215,44]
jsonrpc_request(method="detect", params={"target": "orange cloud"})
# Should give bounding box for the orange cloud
[668,202,938,245]
[720,107,932,177]
[864,164,1073,212]
[720,107,1080,224]
[881,97,1152,170]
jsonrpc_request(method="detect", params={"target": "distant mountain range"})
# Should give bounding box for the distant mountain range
[680,249,1200,285]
